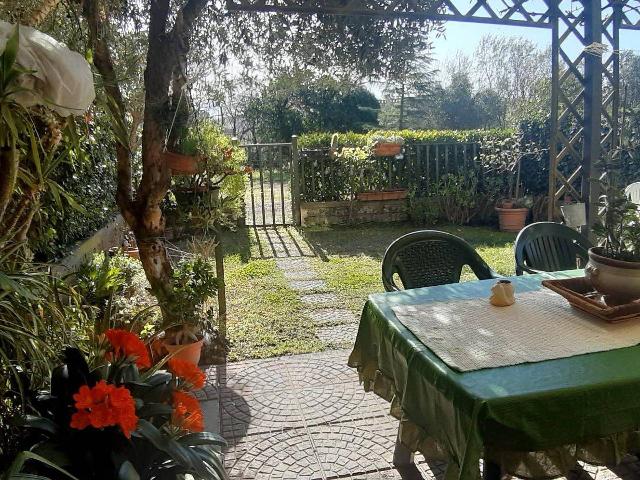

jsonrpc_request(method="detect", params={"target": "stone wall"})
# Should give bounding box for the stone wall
[55,215,128,273]
[300,199,408,226]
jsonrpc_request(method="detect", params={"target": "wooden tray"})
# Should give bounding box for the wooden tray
[542,277,640,323]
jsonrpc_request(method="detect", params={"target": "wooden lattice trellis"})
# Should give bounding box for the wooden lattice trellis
[227,0,640,230]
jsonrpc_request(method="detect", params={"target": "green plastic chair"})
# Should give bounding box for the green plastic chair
[514,222,592,275]
[382,230,500,292]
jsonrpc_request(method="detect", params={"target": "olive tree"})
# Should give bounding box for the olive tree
[9,0,439,324]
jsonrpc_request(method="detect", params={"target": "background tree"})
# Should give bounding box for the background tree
[380,52,438,129]
[246,70,380,142]
[54,0,438,324]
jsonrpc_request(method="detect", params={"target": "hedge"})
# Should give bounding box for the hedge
[298,128,514,149]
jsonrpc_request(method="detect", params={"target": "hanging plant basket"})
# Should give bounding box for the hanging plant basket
[165,151,203,176]
[373,143,402,157]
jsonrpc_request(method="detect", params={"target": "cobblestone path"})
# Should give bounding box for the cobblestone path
[201,227,640,480]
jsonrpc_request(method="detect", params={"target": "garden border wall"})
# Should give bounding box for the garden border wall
[301,199,407,226]
[55,215,128,273]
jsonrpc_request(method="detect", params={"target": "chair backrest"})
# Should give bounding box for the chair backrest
[625,182,640,207]
[514,222,592,275]
[381,230,497,292]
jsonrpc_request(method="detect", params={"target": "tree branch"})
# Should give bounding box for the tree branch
[82,0,136,228]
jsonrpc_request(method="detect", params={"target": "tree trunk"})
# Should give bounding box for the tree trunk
[83,0,209,327]
[25,0,62,26]
[399,82,405,130]
[0,146,19,225]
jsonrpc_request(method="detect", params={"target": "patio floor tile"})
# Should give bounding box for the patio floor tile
[221,388,304,437]
[300,292,340,305]
[316,323,359,347]
[290,279,328,291]
[225,428,323,480]
[218,348,640,480]
[283,269,320,281]
[308,418,400,478]
[283,350,356,387]
[296,382,390,426]
[217,358,290,393]
[310,308,359,325]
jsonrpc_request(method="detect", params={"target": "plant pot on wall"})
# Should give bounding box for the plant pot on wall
[357,191,385,201]
[495,207,529,233]
[357,189,408,201]
[373,143,402,157]
[165,151,203,175]
[381,189,408,201]
[585,247,640,302]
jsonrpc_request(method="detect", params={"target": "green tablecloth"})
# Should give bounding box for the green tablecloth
[348,270,640,480]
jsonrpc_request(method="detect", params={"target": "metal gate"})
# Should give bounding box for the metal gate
[240,138,301,227]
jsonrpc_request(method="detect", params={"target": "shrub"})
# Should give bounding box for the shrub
[298,128,513,149]
[30,117,118,261]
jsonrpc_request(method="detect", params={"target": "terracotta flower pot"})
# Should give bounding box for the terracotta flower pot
[357,191,385,201]
[374,143,402,157]
[495,207,529,233]
[165,151,203,176]
[124,248,139,259]
[164,338,204,365]
[586,247,640,301]
[381,189,408,200]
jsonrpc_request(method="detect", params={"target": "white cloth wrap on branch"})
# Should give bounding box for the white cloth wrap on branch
[0,21,95,117]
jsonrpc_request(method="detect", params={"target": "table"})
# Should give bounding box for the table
[348,270,640,480]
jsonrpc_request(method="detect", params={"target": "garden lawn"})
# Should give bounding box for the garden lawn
[305,224,516,314]
[221,229,322,361]
[217,224,515,361]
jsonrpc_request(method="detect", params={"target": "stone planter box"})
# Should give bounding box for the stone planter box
[301,199,408,226]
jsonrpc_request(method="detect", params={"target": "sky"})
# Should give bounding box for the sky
[431,18,640,73]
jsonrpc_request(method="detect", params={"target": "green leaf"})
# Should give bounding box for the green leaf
[18,415,59,435]
[178,431,227,448]
[135,419,192,468]
[4,451,79,480]
[136,403,173,418]
[117,461,140,480]
[2,25,19,82]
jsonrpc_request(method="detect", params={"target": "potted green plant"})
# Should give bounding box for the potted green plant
[163,256,220,364]
[7,330,226,478]
[587,171,640,301]
[370,134,404,157]
[165,149,204,175]
[485,134,543,232]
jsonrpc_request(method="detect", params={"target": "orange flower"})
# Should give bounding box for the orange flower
[168,358,205,390]
[172,391,204,432]
[70,381,138,438]
[105,329,151,369]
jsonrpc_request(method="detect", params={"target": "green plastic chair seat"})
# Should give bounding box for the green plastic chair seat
[514,222,592,275]
[382,230,500,292]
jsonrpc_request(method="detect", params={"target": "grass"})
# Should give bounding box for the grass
[220,230,322,361]
[306,224,516,313]
[212,223,516,361]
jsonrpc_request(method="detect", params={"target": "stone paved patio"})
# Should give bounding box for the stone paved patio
[201,227,640,480]
[203,349,640,480]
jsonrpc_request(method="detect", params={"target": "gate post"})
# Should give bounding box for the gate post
[291,135,302,226]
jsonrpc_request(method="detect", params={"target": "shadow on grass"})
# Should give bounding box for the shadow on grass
[219,222,515,265]
[302,223,516,261]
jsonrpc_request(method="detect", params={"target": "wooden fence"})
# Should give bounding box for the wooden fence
[299,142,481,202]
